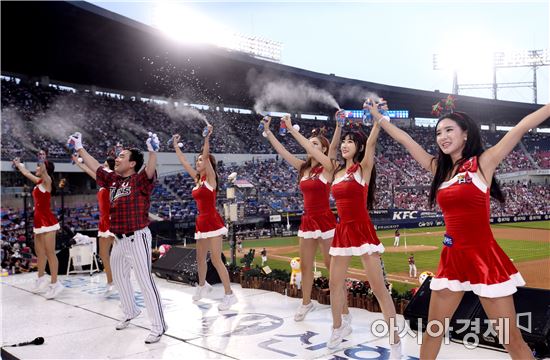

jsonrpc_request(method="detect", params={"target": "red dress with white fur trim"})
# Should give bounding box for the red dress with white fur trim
[329,164,384,256]
[192,177,228,240]
[298,165,337,240]
[431,156,525,297]
[32,180,60,234]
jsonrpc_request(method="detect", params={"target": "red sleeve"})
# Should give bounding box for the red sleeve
[137,169,157,195]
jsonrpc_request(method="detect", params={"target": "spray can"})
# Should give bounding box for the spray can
[362,99,375,125]
[66,131,82,153]
[377,99,390,118]
[114,142,123,156]
[147,132,160,151]
[336,110,347,127]
[362,109,373,125]
[279,119,287,136]
[258,120,265,132]
[166,136,175,146]
[202,126,210,137]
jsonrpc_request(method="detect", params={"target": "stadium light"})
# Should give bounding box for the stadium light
[153,3,282,62]
[493,49,549,67]
[434,48,549,103]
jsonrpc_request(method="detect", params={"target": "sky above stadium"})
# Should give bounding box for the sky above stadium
[90,1,549,105]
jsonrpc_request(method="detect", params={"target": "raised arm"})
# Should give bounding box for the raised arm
[172,134,198,179]
[360,120,381,177]
[12,158,40,184]
[283,115,334,171]
[328,113,342,162]
[144,133,158,180]
[72,154,97,180]
[369,102,436,174]
[262,116,304,170]
[480,103,550,180]
[201,124,217,187]
[145,151,157,180]
[68,133,102,173]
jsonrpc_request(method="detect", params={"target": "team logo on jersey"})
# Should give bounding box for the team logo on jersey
[443,233,454,247]
[457,173,472,185]
[111,181,131,201]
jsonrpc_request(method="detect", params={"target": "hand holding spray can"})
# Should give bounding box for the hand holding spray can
[336,109,347,127]
[362,100,373,125]
[202,124,211,137]
[279,118,288,136]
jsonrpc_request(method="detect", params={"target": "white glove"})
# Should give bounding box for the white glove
[67,132,83,151]
[146,132,160,152]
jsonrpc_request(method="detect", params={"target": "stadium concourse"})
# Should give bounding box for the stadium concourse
[1,272,511,360]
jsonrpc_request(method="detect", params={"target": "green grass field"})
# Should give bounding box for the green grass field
[494,220,549,230]
[217,221,549,292]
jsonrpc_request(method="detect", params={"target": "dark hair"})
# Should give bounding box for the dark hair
[126,148,144,172]
[334,130,377,209]
[105,157,115,171]
[196,153,219,192]
[429,111,504,206]
[298,128,330,183]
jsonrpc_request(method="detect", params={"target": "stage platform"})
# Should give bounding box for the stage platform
[1,272,512,359]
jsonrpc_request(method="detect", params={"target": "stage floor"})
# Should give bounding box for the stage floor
[1,272,512,359]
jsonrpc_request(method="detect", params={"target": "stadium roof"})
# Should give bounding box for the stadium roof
[1,1,545,125]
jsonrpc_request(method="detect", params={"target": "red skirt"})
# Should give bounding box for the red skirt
[195,212,228,239]
[298,210,336,240]
[430,240,525,298]
[330,220,384,256]
[33,211,60,234]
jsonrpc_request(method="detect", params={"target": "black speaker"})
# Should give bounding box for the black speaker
[152,247,225,285]
[463,287,550,357]
[403,276,432,332]
[404,278,550,357]
[403,277,482,332]
[45,248,70,275]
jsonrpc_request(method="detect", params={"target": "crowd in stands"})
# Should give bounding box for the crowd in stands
[1,79,330,161]
[2,78,550,237]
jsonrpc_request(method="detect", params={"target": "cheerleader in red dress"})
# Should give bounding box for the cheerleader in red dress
[172,126,236,311]
[375,102,550,359]
[13,154,63,299]
[73,155,116,296]
[325,105,401,354]
[265,115,349,322]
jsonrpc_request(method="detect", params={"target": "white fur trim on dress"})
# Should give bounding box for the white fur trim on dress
[98,230,115,238]
[195,226,228,239]
[329,242,385,256]
[33,223,60,234]
[430,272,525,298]
[298,228,335,240]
